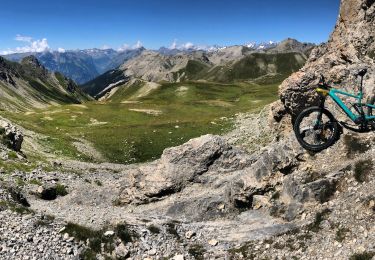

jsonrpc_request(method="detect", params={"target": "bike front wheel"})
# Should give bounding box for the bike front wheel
[293,107,340,152]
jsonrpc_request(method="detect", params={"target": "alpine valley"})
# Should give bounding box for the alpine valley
[2,5,374,256]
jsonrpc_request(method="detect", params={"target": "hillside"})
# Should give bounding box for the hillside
[0,55,91,111]
[3,48,144,84]
[83,39,311,99]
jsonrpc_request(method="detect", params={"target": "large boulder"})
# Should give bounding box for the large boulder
[228,137,303,208]
[117,135,254,205]
[0,121,23,152]
[277,0,375,117]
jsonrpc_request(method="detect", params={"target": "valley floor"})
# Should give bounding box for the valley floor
[1,81,279,165]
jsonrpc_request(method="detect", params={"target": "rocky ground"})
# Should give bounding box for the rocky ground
[0,104,374,259]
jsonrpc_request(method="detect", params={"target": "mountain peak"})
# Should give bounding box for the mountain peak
[20,55,44,68]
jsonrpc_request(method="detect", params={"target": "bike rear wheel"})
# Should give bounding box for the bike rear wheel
[293,107,340,152]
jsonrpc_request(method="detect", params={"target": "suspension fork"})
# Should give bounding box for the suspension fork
[315,96,326,127]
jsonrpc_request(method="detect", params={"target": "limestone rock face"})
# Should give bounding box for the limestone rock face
[278,0,375,117]
[117,134,254,206]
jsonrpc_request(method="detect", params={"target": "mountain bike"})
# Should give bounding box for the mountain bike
[293,68,375,152]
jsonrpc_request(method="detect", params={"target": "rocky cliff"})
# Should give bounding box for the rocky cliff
[277,0,375,117]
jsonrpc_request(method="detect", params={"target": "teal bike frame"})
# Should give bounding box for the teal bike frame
[329,88,375,122]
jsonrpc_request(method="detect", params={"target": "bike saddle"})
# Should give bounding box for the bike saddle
[356,68,367,77]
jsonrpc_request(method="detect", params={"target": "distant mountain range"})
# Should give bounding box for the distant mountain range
[2,48,145,84]
[81,38,315,99]
[2,39,314,85]
[0,55,91,111]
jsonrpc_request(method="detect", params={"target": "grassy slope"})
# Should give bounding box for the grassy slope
[172,52,306,83]
[2,81,279,164]
[0,58,90,111]
[82,52,305,97]
[80,69,126,96]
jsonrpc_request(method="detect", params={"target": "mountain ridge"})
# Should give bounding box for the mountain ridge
[81,38,313,99]
[2,39,313,85]
[2,48,145,84]
[0,55,91,111]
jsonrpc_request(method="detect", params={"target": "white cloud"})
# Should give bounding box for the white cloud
[168,40,194,50]
[133,40,143,49]
[100,45,111,50]
[170,39,178,49]
[118,43,130,52]
[57,48,66,53]
[167,40,220,52]
[118,41,143,52]
[183,42,194,49]
[15,34,32,42]
[1,35,50,55]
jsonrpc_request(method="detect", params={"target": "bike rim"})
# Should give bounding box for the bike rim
[297,111,335,147]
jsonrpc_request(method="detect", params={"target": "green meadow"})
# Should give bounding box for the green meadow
[2,81,279,164]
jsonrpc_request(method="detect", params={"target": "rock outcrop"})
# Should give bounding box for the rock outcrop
[0,121,23,152]
[117,135,255,206]
[277,0,375,117]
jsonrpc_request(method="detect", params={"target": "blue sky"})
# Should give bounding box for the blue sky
[0,0,340,53]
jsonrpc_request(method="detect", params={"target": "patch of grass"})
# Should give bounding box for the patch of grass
[147,224,160,234]
[0,200,33,215]
[271,190,281,200]
[34,215,55,226]
[166,222,180,239]
[0,159,36,174]
[349,251,375,260]
[79,248,97,260]
[297,233,313,241]
[344,135,370,158]
[94,179,103,186]
[228,242,256,258]
[354,159,373,183]
[273,242,285,250]
[7,151,18,159]
[335,227,350,242]
[15,177,25,187]
[29,179,42,186]
[55,183,68,196]
[115,223,138,244]
[64,223,114,253]
[368,50,375,60]
[188,244,206,260]
[307,208,331,232]
[84,178,92,184]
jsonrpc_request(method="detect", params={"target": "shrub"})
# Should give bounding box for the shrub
[94,180,103,186]
[147,224,160,234]
[55,184,68,196]
[349,251,375,260]
[335,227,350,242]
[354,159,373,183]
[64,223,114,253]
[29,179,42,186]
[188,244,206,260]
[7,151,18,159]
[115,223,138,244]
[307,208,331,232]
